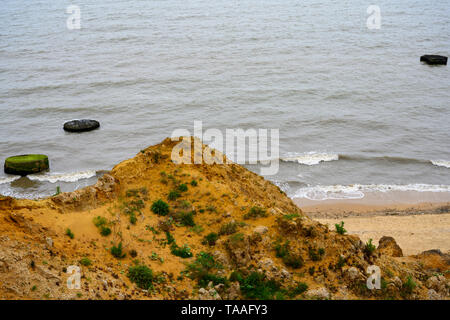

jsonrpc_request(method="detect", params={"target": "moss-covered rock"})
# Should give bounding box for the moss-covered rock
[4,154,49,176]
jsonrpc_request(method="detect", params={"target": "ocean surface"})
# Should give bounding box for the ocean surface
[1,0,449,201]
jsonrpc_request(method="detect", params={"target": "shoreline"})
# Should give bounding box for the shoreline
[293,192,450,255]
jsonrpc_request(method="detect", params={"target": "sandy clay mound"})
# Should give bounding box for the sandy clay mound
[0,137,448,300]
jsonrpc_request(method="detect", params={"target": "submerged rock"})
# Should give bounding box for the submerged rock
[4,154,49,176]
[420,55,447,65]
[63,119,100,132]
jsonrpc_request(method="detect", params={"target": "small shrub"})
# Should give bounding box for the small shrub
[365,239,376,255]
[219,222,238,235]
[126,189,140,197]
[178,184,188,192]
[275,240,304,268]
[93,216,108,228]
[244,206,267,219]
[65,228,74,239]
[178,211,195,227]
[170,243,193,258]
[129,212,137,225]
[127,265,154,290]
[190,225,204,234]
[308,247,325,261]
[165,231,175,245]
[203,232,219,246]
[402,276,417,296]
[79,257,92,266]
[232,271,282,300]
[288,282,308,297]
[336,256,346,269]
[229,233,244,244]
[100,226,111,236]
[186,252,225,288]
[111,242,126,259]
[168,190,181,201]
[335,221,347,235]
[151,199,170,216]
[190,180,198,186]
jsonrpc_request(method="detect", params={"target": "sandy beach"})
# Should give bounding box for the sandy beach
[294,191,450,255]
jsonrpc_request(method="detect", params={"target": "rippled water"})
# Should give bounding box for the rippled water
[1,0,449,200]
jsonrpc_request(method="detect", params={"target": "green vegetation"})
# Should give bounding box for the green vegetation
[402,276,417,296]
[336,255,346,269]
[54,186,61,196]
[65,228,74,239]
[308,247,325,261]
[127,265,154,290]
[170,243,193,258]
[79,257,92,267]
[186,252,225,288]
[244,206,268,219]
[93,216,111,236]
[4,154,49,175]
[274,240,304,269]
[365,239,376,255]
[177,183,188,192]
[165,231,175,245]
[177,211,195,227]
[229,271,283,300]
[219,221,238,235]
[229,232,245,244]
[111,242,126,259]
[100,226,111,236]
[288,282,308,298]
[190,180,198,186]
[335,221,347,235]
[93,216,108,227]
[151,199,170,216]
[283,213,300,220]
[168,190,181,201]
[203,232,219,246]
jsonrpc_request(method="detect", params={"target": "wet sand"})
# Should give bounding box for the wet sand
[293,191,450,255]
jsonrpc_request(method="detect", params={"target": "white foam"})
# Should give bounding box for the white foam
[281,152,339,165]
[27,170,97,183]
[431,160,450,168]
[0,176,21,184]
[293,184,450,200]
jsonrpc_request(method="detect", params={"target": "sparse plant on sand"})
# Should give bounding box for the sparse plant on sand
[127,265,154,290]
[335,221,347,235]
[65,228,74,239]
[244,206,267,219]
[111,242,126,259]
[365,239,376,255]
[151,199,170,216]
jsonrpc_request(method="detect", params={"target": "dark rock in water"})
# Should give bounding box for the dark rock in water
[4,154,49,176]
[420,55,448,65]
[63,119,100,132]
